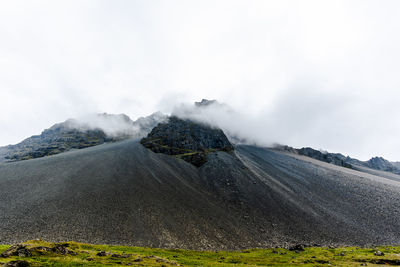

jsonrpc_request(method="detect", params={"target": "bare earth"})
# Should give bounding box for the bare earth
[0,139,399,250]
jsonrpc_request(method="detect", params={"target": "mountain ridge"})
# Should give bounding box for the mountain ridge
[2,102,400,249]
[0,112,166,163]
[1,99,400,175]
[2,110,400,177]
[274,145,400,175]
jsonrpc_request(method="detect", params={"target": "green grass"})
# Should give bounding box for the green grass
[1,240,400,266]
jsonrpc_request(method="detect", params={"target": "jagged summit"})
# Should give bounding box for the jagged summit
[195,99,217,107]
[3,98,400,176]
[367,156,396,172]
[1,112,166,162]
[274,144,400,175]
[4,125,110,162]
[140,116,234,166]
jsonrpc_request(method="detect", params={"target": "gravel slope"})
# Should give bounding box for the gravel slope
[0,140,400,249]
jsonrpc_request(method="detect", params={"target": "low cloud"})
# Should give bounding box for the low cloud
[171,90,400,161]
[58,112,167,139]
[62,113,139,137]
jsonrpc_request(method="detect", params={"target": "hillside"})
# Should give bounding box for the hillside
[2,110,400,250]
[2,240,400,266]
[275,145,400,175]
[1,137,400,249]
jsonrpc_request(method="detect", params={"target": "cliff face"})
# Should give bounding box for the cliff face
[140,116,234,166]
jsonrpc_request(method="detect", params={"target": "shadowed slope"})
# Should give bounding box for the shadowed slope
[0,140,278,249]
[1,140,400,249]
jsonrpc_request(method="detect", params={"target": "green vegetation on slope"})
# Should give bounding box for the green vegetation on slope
[1,240,400,266]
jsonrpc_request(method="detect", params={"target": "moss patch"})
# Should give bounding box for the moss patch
[2,241,400,266]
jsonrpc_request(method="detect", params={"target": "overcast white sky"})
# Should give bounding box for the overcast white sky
[1,0,400,161]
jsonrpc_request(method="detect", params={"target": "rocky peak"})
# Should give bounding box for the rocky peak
[133,112,168,131]
[366,156,395,172]
[4,124,112,162]
[194,99,217,107]
[2,112,167,162]
[140,116,234,167]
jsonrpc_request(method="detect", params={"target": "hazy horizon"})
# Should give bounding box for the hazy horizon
[1,0,400,161]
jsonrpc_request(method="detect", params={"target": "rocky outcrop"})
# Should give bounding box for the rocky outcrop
[366,157,396,172]
[4,127,111,161]
[0,243,76,258]
[297,147,353,169]
[140,116,233,166]
[2,261,30,267]
[274,145,400,175]
[195,99,217,107]
[274,145,353,169]
[0,245,32,258]
[1,112,167,162]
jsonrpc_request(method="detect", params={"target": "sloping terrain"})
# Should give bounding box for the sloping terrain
[276,145,400,174]
[0,112,166,163]
[1,138,400,249]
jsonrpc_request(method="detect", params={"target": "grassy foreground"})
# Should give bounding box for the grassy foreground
[1,240,400,266]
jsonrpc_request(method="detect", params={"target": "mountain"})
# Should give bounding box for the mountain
[275,145,400,175]
[1,139,400,249]
[296,147,353,169]
[0,112,166,163]
[366,156,397,172]
[195,99,217,107]
[392,161,400,169]
[1,112,400,249]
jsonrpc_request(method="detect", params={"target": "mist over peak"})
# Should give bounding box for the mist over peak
[171,99,269,146]
[49,112,169,139]
[0,112,167,162]
[50,113,137,138]
[194,99,218,107]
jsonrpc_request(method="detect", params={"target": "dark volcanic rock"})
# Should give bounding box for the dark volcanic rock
[52,243,76,255]
[140,116,233,166]
[297,147,353,169]
[2,261,30,267]
[288,244,305,252]
[367,157,396,172]
[2,115,124,162]
[0,243,77,259]
[275,145,400,175]
[195,99,217,107]
[96,251,108,256]
[4,126,111,162]
[179,152,208,167]
[0,245,31,258]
